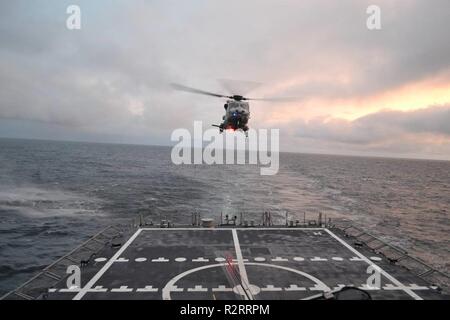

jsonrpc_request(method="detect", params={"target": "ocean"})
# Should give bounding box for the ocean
[0,137,449,295]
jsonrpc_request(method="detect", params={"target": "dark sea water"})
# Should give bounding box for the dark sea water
[0,138,449,295]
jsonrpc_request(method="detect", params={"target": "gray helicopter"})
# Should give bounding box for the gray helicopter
[172,83,294,136]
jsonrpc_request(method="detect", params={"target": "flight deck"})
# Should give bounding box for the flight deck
[12,226,444,301]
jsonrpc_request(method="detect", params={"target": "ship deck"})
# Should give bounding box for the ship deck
[42,227,445,300]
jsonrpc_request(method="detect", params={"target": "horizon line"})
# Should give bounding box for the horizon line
[1,135,449,163]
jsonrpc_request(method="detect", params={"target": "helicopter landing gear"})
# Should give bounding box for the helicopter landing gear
[212,124,224,133]
[243,126,249,138]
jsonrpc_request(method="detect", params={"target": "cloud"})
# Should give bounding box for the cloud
[296,105,450,144]
[0,0,450,159]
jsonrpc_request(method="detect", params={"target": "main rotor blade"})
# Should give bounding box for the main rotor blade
[218,79,261,96]
[171,83,230,99]
[246,96,300,102]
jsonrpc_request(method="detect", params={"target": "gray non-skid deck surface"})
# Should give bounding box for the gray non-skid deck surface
[48,228,444,300]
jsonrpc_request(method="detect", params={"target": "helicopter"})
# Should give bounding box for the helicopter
[171,83,294,136]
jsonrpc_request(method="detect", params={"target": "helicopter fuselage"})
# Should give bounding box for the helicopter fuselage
[219,99,250,132]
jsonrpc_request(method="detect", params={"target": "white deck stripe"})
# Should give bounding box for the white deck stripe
[141,227,325,231]
[72,228,143,300]
[231,229,252,300]
[136,285,158,292]
[324,228,423,300]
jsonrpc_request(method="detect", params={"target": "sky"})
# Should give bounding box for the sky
[0,0,450,160]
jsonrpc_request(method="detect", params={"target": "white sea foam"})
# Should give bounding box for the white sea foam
[0,187,103,218]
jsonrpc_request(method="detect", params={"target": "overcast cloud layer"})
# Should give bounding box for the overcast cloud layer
[0,0,450,159]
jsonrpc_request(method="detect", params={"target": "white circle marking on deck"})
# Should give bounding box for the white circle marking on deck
[370,256,382,261]
[175,257,187,262]
[94,258,107,263]
[162,262,330,300]
[135,257,147,262]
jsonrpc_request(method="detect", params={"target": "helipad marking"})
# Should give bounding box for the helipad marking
[232,229,251,300]
[261,285,282,292]
[73,228,143,300]
[285,285,306,291]
[324,228,423,300]
[370,256,382,261]
[74,228,428,300]
[293,257,304,261]
[382,284,399,290]
[60,286,80,293]
[94,258,107,263]
[383,284,429,291]
[271,257,288,262]
[152,257,169,262]
[311,257,327,261]
[212,285,233,292]
[135,257,147,262]
[193,257,209,262]
[349,257,365,262]
[70,228,340,301]
[175,257,187,262]
[232,258,249,262]
[359,284,380,290]
[137,285,158,292]
[188,285,208,292]
[162,262,330,300]
[90,286,107,292]
[168,285,183,292]
[332,284,346,291]
[111,286,133,293]
[309,283,329,292]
